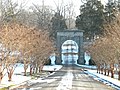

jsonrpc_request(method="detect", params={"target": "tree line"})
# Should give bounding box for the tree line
[87,14,120,80]
[0,23,55,82]
[1,0,120,41]
[83,0,120,80]
[0,0,74,40]
[76,0,120,40]
[0,0,73,82]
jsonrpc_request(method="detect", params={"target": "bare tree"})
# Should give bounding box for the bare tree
[30,3,53,30]
[88,13,120,80]
[0,23,54,82]
[103,13,120,80]
[0,44,11,83]
[0,24,21,81]
[0,0,26,24]
[88,37,116,78]
[29,30,55,74]
[53,0,76,29]
[65,2,76,29]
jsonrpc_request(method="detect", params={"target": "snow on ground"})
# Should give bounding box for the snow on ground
[76,64,120,89]
[0,64,31,88]
[0,64,62,89]
[57,71,73,90]
[1,74,31,88]
[1,63,120,89]
[76,64,97,69]
[43,65,62,71]
[86,70,120,89]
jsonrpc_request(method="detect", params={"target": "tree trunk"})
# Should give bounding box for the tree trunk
[110,64,114,78]
[8,68,14,81]
[101,67,103,74]
[97,65,100,73]
[111,70,114,78]
[107,69,110,76]
[30,65,33,75]
[0,72,3,83]
[24,67,27,76]
[104,64,107,75]
[118,70,120,80]
[39,65,43,73]
[39,67,41,73]
[35,67,38,74]
[8,72,12,81]
[24,61,28,76]
[104,68,106,75]
[33,68,35,74]
[107,64,110,76]
[118,63,120,80]
[0,64,3,83]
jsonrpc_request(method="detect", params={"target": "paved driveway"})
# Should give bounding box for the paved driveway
[13,65,115,90]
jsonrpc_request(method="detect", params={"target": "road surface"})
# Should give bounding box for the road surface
[13,65,115,90]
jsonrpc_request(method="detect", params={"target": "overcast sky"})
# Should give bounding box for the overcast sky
[16,0,108,16]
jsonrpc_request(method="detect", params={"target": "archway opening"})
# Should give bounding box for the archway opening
[61,40,78,64]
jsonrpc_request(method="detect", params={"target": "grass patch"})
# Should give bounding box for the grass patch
[0,88,7,90]
[0,84,15,90]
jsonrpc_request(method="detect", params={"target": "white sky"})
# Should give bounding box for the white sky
[16,0,108,16]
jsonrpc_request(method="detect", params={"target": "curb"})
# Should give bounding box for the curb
[84,70,120,90]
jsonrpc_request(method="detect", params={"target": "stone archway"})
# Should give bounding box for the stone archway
[55,30,84,65]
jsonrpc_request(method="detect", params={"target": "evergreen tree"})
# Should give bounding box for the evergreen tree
[51,12,67,39]
[75,0,104,40]
[104,1,118,23]
[118,0,120,11]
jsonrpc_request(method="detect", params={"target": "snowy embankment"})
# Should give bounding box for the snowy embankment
[76,64,120,89]
[85,70,120,89]
[0,64,62,89]
[76,64,97,69]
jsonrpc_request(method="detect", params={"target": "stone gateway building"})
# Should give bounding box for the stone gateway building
[55,30,84,65]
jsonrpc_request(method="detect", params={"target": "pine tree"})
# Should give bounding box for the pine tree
[51,12,67,39]
[75,0,104,40]
[104,0,118,23]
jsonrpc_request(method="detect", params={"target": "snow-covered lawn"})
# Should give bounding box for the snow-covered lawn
[0,64,31,88]
[0,64,62,89]
[76,64,120,89]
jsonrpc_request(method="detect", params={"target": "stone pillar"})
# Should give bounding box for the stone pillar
[55,35,62,65]
[77,35,84,65]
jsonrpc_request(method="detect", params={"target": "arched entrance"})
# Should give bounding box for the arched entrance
[61,40,78,64]
[55,30,84,65]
